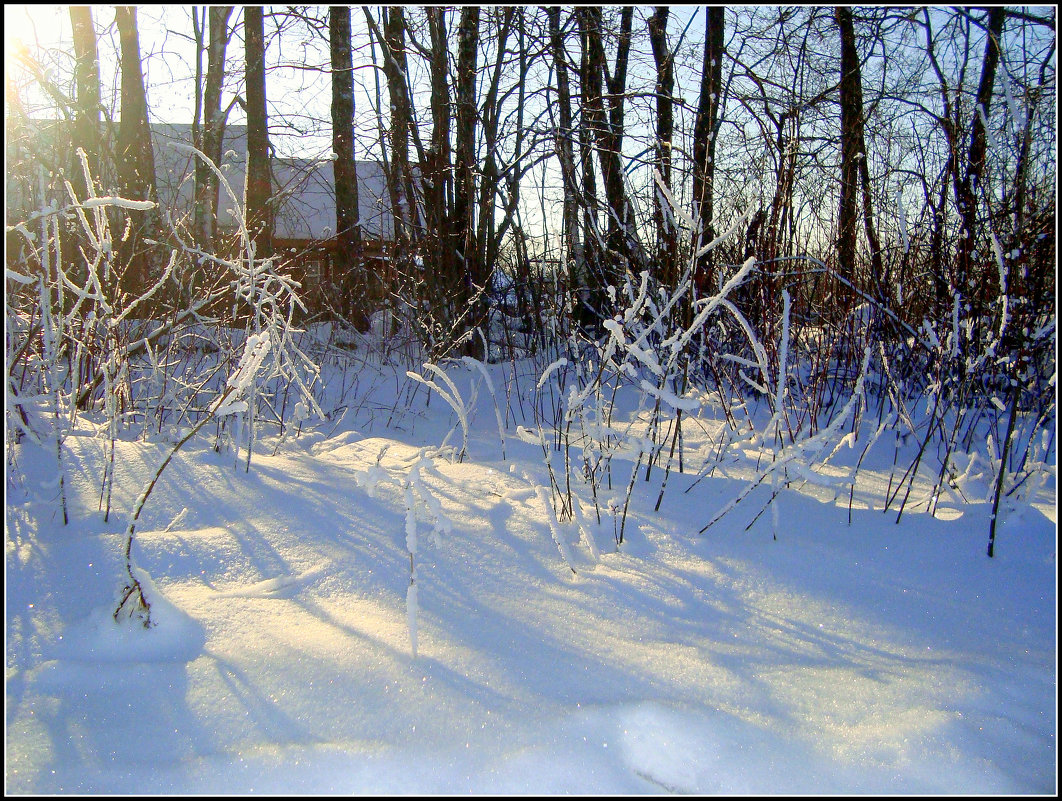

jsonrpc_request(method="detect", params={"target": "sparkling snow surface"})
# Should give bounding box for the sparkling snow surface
[5,357,1056,794]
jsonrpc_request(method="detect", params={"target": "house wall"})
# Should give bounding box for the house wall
[7,119,397,320]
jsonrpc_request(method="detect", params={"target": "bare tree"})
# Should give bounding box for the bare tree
[192,6,234,251]
[69,6,101,201]
[955,7,1006,303]
[424,7,453,294]
[692,7,725,281]
[357,6,421,260]
[114,6,160,296]
[836,6,880,286]
[547,5,583,298]
[576,9,602,318]
[453,6,481,314]
[648,7,677,285]
[329,5,362,323]
[244,6,272,257]
[474,8,516,318]
[582,7,638,278]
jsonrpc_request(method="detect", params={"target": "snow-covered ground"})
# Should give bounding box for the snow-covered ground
[5,352,1057,794]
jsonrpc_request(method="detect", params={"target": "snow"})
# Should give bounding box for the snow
[215,334,271,417]
[79,197,157,211]
[897,188,910,254]
[639,379,701,412]
[5,355,1057,794]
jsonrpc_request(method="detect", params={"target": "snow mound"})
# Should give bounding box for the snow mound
[49,568,205,665]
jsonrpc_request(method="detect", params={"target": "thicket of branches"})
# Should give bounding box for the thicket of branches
[5,4,1056,601]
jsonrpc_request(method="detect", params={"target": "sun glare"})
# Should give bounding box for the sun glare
[6,5,39,49]
[4,5,62,67]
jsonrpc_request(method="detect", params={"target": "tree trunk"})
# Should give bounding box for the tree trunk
[835,6,862,283]
[692,7,725,282]
[582,7,636,273]
[330,5,362,322]
[376,7,414,250]
[475,9,515,310]
[576,10,601,322]
[244,6,272,258]
[66,5,103,293]
[492,9,528,262]
[956,7,1006,301]
[114,6,159,298]
[69,6,101,202]
[648,7,677,286]
[425,7,453,299]
[546,7,587,328]
[609,6,640,265]
[922,8,959,320]
[607,7,634,159]
[579,7,632,318]
[454,6,481,316]
[193,6,233,250]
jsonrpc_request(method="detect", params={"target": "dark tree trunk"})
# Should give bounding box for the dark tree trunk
[425,7,453,296]
[648,7,677,286]
[244,6,272,258]
[193,6,233,250]
[609,6,639,265]
[922,8,960,320]
[114,6,159,297]
[579,7,637,320]
[330,5,362,322]
[692,7,724,282]
[576,10,601,315]
[492,9,528,265]
[836,7,886,301]
[835,6,862,283]
[454,6,481,314]
[546,7,584,300]
[606,7,634,159]
[582,7,636,272]
[475,9,515,309]
[377,7,415,249]
[955,7,1006,300]
[69,6,101,201]
[391,8,422,239]
[66,5,103,292]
